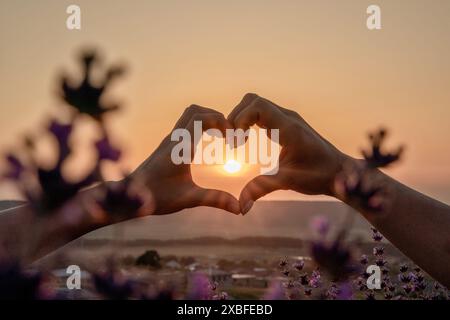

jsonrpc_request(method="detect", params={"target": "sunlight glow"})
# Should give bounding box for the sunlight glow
[223,159,242,174]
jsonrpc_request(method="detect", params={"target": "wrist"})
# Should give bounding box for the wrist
[328,152,361,199]
[330,155,389,212]
[68,181,119,233]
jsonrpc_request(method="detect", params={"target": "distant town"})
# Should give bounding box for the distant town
[38,236,408,299]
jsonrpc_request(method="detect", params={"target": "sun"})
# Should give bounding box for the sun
[223,159,242,174]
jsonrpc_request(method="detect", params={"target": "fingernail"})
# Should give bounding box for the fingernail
[241,200,254,215]
[228,202,240,215]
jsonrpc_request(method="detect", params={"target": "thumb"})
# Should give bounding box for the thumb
[239,174,284,215]
[191,187,241,215]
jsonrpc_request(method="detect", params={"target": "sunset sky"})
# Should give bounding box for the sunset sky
[1,0,450,203]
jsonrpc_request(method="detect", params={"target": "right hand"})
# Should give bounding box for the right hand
[227,93,350,214]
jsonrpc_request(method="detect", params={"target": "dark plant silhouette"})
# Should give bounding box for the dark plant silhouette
[93,270,135,300]
[3,119,97,214]
[275,133,449,300]
[2,49,142,219]
[60,50,125,121]
[362,128,404,168]
[0,262,48,300]
[0,48,448,300]
[95,177,145,222]
[336,128,403,212]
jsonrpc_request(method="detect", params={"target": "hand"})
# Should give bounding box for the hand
[131,105,241,215]
[227,93,350,214]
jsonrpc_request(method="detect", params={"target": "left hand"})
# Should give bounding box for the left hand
[131,105,241,215]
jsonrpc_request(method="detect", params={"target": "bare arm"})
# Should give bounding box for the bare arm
[0,189,105,264]
[0,106,239,264]
[229,93,450,288]
[338,168,450,288]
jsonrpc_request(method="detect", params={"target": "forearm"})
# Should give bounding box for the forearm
[337,165,450,288]
[0,185,109,264]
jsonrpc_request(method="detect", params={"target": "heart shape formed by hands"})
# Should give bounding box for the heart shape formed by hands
[132,93,347,216]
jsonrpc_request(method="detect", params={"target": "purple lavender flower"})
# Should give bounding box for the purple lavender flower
[335,129,404,212]
[284,280,295,289]
[336,282,353,300]
[365,291,376,300]
[402,284,413,294]
[95,178,144,221]
[413,272,424,283]
[278,258,287,268]
[381,276,390,289]
[311,238,354,281]
[399,264,408,273]
[375,258,387,267]
[93,271,135,300]
[60,50,125,121]
[355,277,366,291]
[299,274,309,286]
[311,269,321,279]
[361,128,403,168]
[95,135,121,162]
[433,282,442,290]
[282,270,290,277]
[35,165,95,213]
[309,271,321,288]
[371,228,383,242]
[293,260,305,271]
[2,154,25,180]
[413,282,427,292]
[398,273,412,284]
[338,167,384,212]
[208,281,218,292]
[186,273,212,300]
[287,291,301,300]
[48,120,72,164]
[359,255,369,265]
[326,284,339,300]
[0,262,46,300]
[5,119,98,214]
[373,246,384,256]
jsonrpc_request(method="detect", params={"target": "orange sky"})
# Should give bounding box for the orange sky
[1,0,450,203]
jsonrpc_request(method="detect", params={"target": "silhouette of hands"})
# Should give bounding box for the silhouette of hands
[228,93,350,214]
[131,105,240,215]
[131,94,349,216]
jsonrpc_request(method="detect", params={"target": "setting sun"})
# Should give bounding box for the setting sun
[223,159,242,174]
